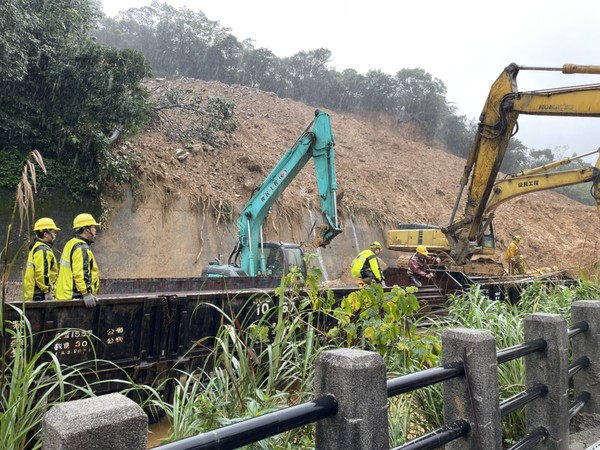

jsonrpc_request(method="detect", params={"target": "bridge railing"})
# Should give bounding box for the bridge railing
[42,300,600,450]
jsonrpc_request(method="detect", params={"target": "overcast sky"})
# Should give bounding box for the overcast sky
[100,0,600,162]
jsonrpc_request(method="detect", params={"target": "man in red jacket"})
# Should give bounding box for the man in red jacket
[408,245,440,287]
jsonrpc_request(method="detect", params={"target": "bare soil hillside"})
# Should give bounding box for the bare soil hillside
[117,78,600,279]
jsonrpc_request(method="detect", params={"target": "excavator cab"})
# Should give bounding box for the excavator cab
[263,242,306,278]
[202,242,307,278]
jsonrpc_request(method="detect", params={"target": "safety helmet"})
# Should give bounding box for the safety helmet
[513,235,521,242]
[33,217,61,231]
[416,245,429,256]
[370,241,383,250]
[73,213,100,229]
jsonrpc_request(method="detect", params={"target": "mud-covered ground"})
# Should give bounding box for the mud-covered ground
[115,78,600,279]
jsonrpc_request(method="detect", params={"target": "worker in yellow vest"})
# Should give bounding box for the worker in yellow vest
[504,235,526,275]
[55,213,100,307]
[351,241,385,287]
[22,217,61,301]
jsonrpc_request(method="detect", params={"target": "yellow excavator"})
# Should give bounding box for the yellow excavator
[387,63,600,275]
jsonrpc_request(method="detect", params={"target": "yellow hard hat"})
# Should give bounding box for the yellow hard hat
[33,217,60,231]
[513,235,521,242]
[73,213,100,229]
[370,241,382,250]
[416,245,428,256]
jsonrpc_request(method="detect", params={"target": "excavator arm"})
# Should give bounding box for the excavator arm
[485,151,600,215]
[444,63,600,264]
[235,109,342,276]
[388,63,600,269]
[473,150,600,246]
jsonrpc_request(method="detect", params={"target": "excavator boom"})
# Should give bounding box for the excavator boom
[204,109,342,277]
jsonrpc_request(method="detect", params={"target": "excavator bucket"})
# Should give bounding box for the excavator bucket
[311,223,340,248]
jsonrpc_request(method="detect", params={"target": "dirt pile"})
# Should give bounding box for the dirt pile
[118,78,600,279]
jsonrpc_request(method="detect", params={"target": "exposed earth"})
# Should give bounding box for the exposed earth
[111,77,600,281]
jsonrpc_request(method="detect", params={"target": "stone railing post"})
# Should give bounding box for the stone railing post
[572,301,600,417]
[315,348,388,450]
[42,393,148,450]
[524,313,569,450]
[443,327,502,449]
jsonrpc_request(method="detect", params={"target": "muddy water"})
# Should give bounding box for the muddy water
[148,417,172,448]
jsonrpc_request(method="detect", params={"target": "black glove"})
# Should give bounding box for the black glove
[83,293,97,308]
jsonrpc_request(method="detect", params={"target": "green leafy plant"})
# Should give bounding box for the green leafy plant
[152,88,238,147]
[0,305,122,449]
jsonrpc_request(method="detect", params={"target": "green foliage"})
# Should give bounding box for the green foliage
[97,146,140,185]
[0,0,39,82]
[0,151,104,201]
[0,307,100,450]
[0,0,152,199]
[195,96,238,145]
[152,88,238,146]
[325,284,426,357]
[0,151,24,189]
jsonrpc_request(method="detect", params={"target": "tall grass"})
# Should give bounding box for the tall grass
[139,273,443,448]
[1,306,104,449]
[141,272,330,448]
[435,280,599,445]
[2,150,45,338]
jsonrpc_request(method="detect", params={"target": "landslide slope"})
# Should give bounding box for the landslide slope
[118,78,600,278]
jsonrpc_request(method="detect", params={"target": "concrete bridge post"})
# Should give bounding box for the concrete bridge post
[42,393,147,450]
[442,327,502,449]
[524,313,569,450]
[314,348,388,450]
[572,301,600,418]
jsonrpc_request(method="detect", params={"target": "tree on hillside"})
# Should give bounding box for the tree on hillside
[96,4,226,80]
[331,69,366,111]
[395,68,449,138]
[278,49,334,105]
[0,0,39,82]
[500,139,530,175]
[94,3,579,190]
[0,0,151,197]
[235,42,279,91]
[362,70,397,113]
[436,111,476,157]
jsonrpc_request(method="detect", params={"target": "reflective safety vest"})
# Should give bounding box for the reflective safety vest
[350,249,383,281]
[22,240,58,300]
[56,237,99,300]
[505,241,520,262]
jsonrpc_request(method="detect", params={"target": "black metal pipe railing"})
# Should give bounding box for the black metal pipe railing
[499,384,548,417]
[507,426,548,450]
[158,395,338,450]
[570,391,591,419]
[496,338,547,364]
[568,320,589,339]
[568,356,590,379]
[155,315,592,450]
[391,419,471,450]
[387,362,464,397]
